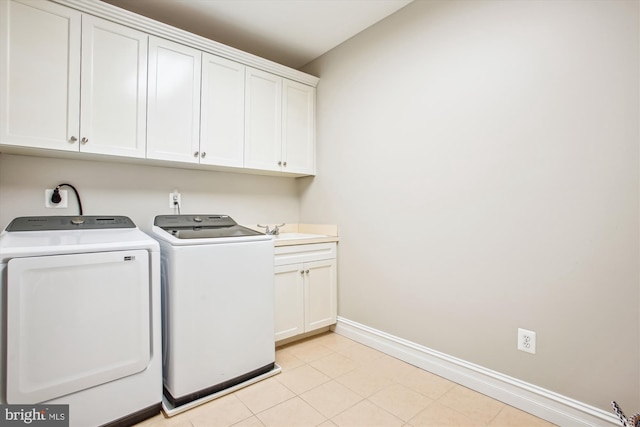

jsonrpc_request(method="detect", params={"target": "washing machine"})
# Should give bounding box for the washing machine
[0,216,162,427]
[151,214,280,415]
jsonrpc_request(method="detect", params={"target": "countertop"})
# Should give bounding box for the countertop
[272,232,339,247]
[246,223,339,247]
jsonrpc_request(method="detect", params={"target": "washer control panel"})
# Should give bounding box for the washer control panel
[154,215,237,229]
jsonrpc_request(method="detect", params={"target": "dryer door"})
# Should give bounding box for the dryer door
[6,250,151,404]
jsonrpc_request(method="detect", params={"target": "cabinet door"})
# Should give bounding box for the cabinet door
[0,0,80,150]
[80,15,147,158]
[200,53,245,167]
[244,67,282,172]
[274,264,305,341]
[282,80,315,175]
[147,37,201,162]
[305,259,337,332]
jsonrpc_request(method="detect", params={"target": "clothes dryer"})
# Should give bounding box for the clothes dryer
[0,216,162,427]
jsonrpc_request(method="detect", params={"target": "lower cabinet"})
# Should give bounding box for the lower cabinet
[274,243,337,342]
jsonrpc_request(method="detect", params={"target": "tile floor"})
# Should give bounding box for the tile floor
[135,332,556,427]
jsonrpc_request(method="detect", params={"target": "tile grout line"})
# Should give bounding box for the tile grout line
[232,391,265,426]
[276,340,368,426]
[285,341,411,427]
[143,333,554,427]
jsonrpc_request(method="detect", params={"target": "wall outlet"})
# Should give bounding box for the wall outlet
[169,192,181,209]
[45,189,68,208]
[517,328,536,354]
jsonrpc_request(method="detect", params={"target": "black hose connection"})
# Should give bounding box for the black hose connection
[51,183,83,216]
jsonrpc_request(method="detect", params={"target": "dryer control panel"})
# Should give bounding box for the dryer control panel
[6,216,136,231]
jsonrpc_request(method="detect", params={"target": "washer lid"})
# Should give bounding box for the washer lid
[154,215,264,239]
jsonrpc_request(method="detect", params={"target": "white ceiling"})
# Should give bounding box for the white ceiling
[101,0,414,69]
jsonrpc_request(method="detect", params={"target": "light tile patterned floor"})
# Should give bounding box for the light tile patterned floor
[135,332,556,427]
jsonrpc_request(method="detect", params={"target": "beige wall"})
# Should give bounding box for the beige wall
[0,154,299,232]
[1,0,637,415]
[300,0,639,412]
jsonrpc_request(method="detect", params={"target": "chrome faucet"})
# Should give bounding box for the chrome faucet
[257,223,285,235]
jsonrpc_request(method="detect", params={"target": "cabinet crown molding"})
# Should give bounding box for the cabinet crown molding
[52,0,320,87]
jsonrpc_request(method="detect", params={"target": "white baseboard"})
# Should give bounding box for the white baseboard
[333,317,619,427]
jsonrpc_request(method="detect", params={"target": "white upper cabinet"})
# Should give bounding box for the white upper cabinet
[81,15,147,158]
[147,37,202,163]
[0,0,81,151]
[0,0,147,157]
[244,67,315,175]
[200,54,245,167]
[244,67,283,172]
[283,80,315,175]
[1,0,317,176]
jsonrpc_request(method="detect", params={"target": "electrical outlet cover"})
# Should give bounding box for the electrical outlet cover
[517,328,536,354]
[45,189,68,208]
[169,192,181,209]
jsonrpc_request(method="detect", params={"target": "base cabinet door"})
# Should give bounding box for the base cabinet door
[274,264,305,341]
[305,259,337,331]
[274,243,337,342]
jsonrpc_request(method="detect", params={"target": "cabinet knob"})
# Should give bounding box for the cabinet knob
[201,152,206,158]
[194,151,199,157]
[69,136,77,143]
[300,270,305,275]
[80,137,88,144]
[283,161,287,167]
[305,269,309,274]
[278,161,282,166]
